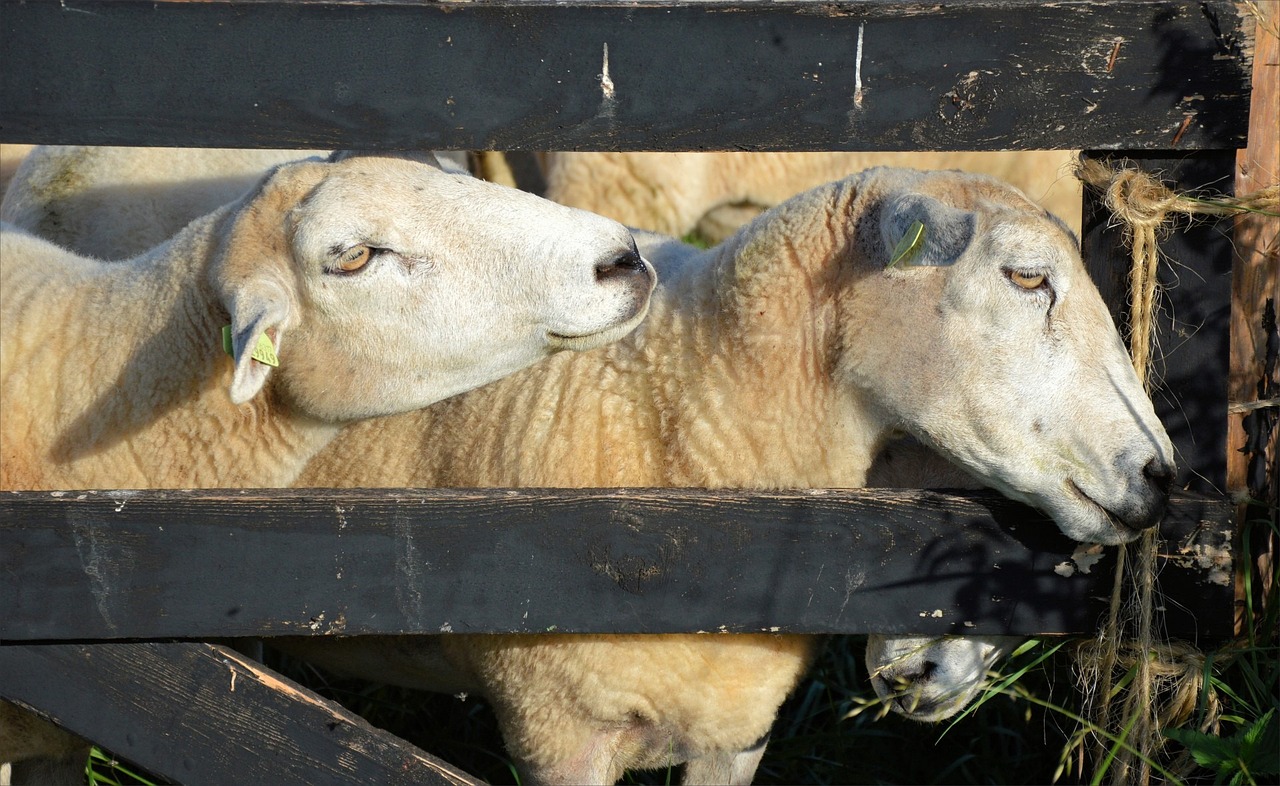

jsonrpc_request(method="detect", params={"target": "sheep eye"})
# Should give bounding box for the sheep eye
[1007,270,1047,290]
[333,245,373,274]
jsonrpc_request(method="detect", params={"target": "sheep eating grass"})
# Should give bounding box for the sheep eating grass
[0,150,655,778]
[289,166,1175,784]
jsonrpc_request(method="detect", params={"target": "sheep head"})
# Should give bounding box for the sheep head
[209,153,655,422]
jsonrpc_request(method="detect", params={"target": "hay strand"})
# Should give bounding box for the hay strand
[1072,158,1277,784]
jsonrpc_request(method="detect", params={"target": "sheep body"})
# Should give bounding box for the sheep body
[294,166,1173,784]
[1,152,653,774]
[542,150,1082,241]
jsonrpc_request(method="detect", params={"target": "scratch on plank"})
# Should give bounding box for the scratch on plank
[71,520,116,631]
[59,0,102,16]
[394,517,427,623]
[600,43,616,101]
[596,42,618,123]
[853,22,866,108]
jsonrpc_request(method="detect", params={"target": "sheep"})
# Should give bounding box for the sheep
[540,150,1082,242]
[0,144,34,198]
[0,144,1093,745]
[0,150,655,777]
[287,166,1175,785]
[864,634,1024,722]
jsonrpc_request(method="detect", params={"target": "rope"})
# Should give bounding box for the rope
[1071,159,1278,784]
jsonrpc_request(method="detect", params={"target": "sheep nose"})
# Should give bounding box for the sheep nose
[896,660,938,690]
[1120,457,1174,532]
[1144,457,1175,496]
[595,250,649,283]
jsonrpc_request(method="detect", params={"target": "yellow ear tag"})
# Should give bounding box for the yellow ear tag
[889,220,927,268]
[221,325,280,368]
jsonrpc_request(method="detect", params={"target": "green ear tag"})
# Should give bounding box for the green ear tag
[889,220,927,268]
[221,325,280,367]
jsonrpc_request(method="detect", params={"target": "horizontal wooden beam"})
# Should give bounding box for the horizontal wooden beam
[0,642,481,786]
[0,488,1236,641]
[0,0,1254,151]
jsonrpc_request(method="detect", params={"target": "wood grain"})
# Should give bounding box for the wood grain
[0,488,1236,641]
[0,642,481,786]
[0,0,1254,151]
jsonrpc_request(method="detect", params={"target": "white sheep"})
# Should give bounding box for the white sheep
[2,146,1029,747]
[0,150,654,776]
[289,166,1174,785]
[539,150,1082,241]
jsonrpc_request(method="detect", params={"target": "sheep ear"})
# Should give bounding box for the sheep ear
[225,286,291,405]
[880,194,976,268]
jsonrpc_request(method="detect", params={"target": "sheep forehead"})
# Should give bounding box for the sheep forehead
[290,159,629,262]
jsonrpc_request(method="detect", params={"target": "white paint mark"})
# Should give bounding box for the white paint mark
[335,504,348,530]
[930,609,944,618]
[50,491,66,498]
[439,622,453,633]
[1054,561,1076,577]
[106,489,138,513]
[600,43,616,101]
[1071,543,1105,574]
[853,22,866,108]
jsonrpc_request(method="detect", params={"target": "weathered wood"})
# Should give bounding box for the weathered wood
[0,0,1254,151]
[0,642,481,786]
[1230,5,1279,499]
[0,488,1236,641]
[1080,150,1239,495]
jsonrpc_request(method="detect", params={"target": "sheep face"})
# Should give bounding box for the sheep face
[212,154,655,421]
[864,634,1021,722]
[839,173,1174,545]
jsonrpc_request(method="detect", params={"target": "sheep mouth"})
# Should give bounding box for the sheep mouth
[1065,479,1138,539]
[546,302,651,352]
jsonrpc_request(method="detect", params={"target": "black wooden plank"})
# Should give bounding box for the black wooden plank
[0,642,481,786]
[0,0,1254,151]
[0,488,1236,641]
[1080,151,1237,495]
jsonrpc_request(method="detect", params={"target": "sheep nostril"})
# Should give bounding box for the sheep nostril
[595,251,647,282]
[1143,457,1175,495]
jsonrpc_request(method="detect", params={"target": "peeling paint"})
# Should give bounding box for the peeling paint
[1164,522,1233,587]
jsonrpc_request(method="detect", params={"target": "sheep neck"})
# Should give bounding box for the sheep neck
[641,184,890,489]
[13,210,338,491]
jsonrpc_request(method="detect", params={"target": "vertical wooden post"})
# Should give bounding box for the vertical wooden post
[1230,5,1279,631]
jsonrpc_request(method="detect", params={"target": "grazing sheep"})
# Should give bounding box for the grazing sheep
[540,150,1082,242]
[290,166,1174,785]
[864,634,1024,722]
[0,150,654,776]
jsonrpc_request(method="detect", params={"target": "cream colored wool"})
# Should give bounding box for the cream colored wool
[0,146,473,261]
[542,150,1083,241]
[0,151,653,778]
[294,167,1173,785]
